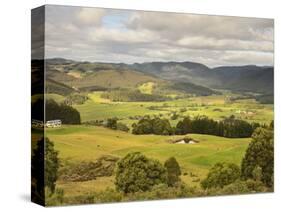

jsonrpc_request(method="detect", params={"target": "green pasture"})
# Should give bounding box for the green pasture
[70,92,273,125]
[46,125,251,196]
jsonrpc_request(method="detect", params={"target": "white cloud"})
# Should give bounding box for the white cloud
[76,8,105,25]
[44,5,274,67]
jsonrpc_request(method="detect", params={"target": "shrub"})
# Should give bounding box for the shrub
[164,157,181,186]
[201,163,240,189]
[207,180,268,196]
[241,127,274,187]
[46,188,64,206]
[116,122,130,132]
[93,188,123,203]
[106,118,117,130]
[59,155,119,182]
[64,93,88,105]
[125,182,198,201]
[115,152,167,193]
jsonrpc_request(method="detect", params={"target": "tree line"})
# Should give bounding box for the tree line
[132,115,262,138]
[46,99,81,124]
[32,98,81,124]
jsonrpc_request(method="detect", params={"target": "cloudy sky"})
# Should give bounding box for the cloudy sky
[44,5,274,67]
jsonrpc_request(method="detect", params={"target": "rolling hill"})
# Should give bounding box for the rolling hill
[212,66,274,94]
[45,59,219,96]
[131,62,273,94]
[45,58,273,95]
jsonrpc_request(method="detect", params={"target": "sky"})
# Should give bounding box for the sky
[42,5,274,67]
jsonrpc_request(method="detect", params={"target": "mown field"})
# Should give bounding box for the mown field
[46,125,250,199]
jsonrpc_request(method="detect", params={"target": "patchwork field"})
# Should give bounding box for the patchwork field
[68,92,274,125]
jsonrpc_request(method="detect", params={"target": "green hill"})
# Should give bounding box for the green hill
[46,125,250,190]
[46,59,220,96]
[46,79,75,95]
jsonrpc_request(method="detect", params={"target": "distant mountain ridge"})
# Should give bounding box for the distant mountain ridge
[130,62,273,94]
[45,58,273,94]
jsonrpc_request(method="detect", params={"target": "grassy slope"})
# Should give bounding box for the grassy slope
[74,92,168,121]
[46,125,250,196]
[46,93,66,103]
[49,68,162,90]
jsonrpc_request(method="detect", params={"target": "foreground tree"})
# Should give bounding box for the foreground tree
[115,152,167,193]
[32,137,59,202]
[164,157,181,186]
[241,127,274,187]
[201,163,240,189]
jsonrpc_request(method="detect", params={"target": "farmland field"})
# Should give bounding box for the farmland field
[43,89,273,202]
[73,91,273,125]
[46,125,251,198]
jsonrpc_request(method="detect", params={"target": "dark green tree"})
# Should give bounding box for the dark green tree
[132,117,173,135]
[175,116,192,134]
[201,163,240,189]
[32,137,59,201]
[115,152,167,193]
[152,118,173,135]
[45,99,81,124]
[106,118,118,130]
[45,138,60,193]
[132,118,153,134]
[164,157,181,186]
[116,122,130,132]
[241,127,274,187]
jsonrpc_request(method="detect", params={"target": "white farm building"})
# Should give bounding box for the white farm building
[46,120,62,128]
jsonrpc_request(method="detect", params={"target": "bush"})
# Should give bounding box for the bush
[170,112,179,120]
[125,182,197,201]
[115,152,167,193]
[64,93,88,105]
[201,163,240,189]
[164,157,181,186]
[93,188,123,203]
[207,180,268,196]
[116,122,130,132]
[241,127,274,187]
[46,188,64,206]
[106,118,117,130]
[59,155,119,182]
